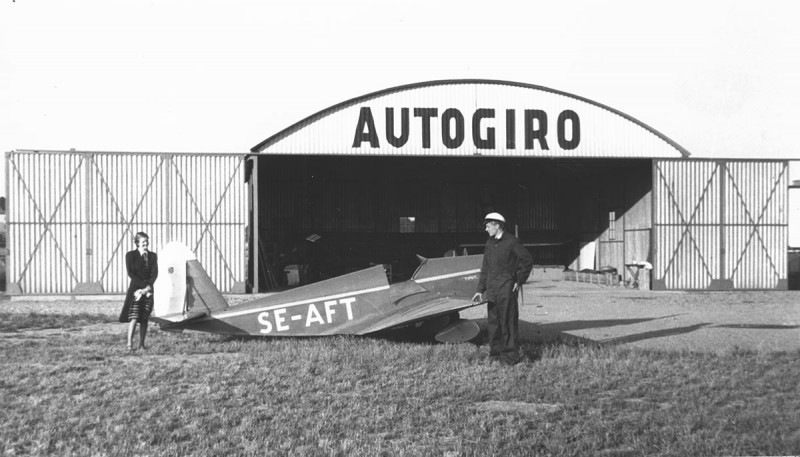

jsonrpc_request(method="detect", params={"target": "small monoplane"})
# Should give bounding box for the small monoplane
[150,242,485,343]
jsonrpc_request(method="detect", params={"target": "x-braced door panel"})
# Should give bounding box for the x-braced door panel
[653,160,787,290]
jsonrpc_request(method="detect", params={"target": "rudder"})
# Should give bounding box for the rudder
[185,259,229,315]
[153,242,193,320]
[152,241,228,323]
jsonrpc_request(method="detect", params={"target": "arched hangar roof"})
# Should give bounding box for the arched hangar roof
[251,79,690,158]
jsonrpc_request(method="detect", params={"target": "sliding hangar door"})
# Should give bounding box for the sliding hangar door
[653,159,788,290]
[247,79,787,292]
[6,151,248,294]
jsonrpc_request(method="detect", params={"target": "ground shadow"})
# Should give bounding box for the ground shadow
[514,317,706,361]
[513,315,686,345]
[602,323,711,345]
[513,317,796,344]
[533,315,685,334]
[712,324,800,330]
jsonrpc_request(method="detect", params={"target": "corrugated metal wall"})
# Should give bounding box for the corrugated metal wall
[653,159,788,290]
[6,151,248,294]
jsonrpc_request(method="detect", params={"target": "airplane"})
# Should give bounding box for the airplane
[150,242,486,343]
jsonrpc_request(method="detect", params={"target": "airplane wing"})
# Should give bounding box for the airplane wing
[357,296,483,334]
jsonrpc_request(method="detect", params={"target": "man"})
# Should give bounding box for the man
[472,212,534,365]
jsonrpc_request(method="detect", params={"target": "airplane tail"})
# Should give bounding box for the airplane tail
[184,259,229,315]
[152,242,228,325]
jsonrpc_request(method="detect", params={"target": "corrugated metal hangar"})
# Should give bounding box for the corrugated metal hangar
[5,80,792,294]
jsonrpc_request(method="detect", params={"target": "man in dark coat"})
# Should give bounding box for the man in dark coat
[472,212,533,365]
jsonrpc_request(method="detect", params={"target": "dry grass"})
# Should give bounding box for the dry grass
[1,312,799,456]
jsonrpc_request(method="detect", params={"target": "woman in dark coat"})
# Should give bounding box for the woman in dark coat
[119,232,158,350]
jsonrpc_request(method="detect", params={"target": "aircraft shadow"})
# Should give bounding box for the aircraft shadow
[371,325,447,345]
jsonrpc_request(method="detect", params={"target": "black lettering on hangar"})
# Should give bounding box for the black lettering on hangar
[353,107,580,150]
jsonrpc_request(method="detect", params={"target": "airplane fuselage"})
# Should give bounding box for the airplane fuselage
[165,255,483,337]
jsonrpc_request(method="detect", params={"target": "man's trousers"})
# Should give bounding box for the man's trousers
[486,288,520,363]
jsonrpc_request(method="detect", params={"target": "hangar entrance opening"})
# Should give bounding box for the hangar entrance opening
[248,155,652,291]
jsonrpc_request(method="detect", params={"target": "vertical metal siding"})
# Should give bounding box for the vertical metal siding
[725,162,787,225]
[655,160,721,226]
[655,225,719,289]
[725,226,786,289]
[169,154,247,293]
[724,161,787,289]
[653,160,721,289]
[7,151,247,294]
[654,159,787,290]
[8,153,86,293]
[90,153,167,295]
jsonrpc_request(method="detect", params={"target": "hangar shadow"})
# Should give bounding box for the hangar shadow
[599,323,711,346]
[514,319,713,361]
[515,319,800,359]
[711,323,800,330]
[514,315,705,360]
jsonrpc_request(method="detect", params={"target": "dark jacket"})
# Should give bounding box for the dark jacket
[118,250,159,322]
[477,232,534,302]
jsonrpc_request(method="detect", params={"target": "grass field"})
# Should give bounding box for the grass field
[2,311,799,456]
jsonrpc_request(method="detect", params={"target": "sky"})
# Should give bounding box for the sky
[1,0,799,190]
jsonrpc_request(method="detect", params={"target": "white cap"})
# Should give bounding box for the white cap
[484,212,506,223]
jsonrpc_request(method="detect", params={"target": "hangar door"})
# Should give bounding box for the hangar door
[653,159,788,290]
[6,151,248,294]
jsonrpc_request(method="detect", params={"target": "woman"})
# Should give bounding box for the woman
[118,232,158,350]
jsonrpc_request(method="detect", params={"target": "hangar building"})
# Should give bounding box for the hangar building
[5,80,791,294]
